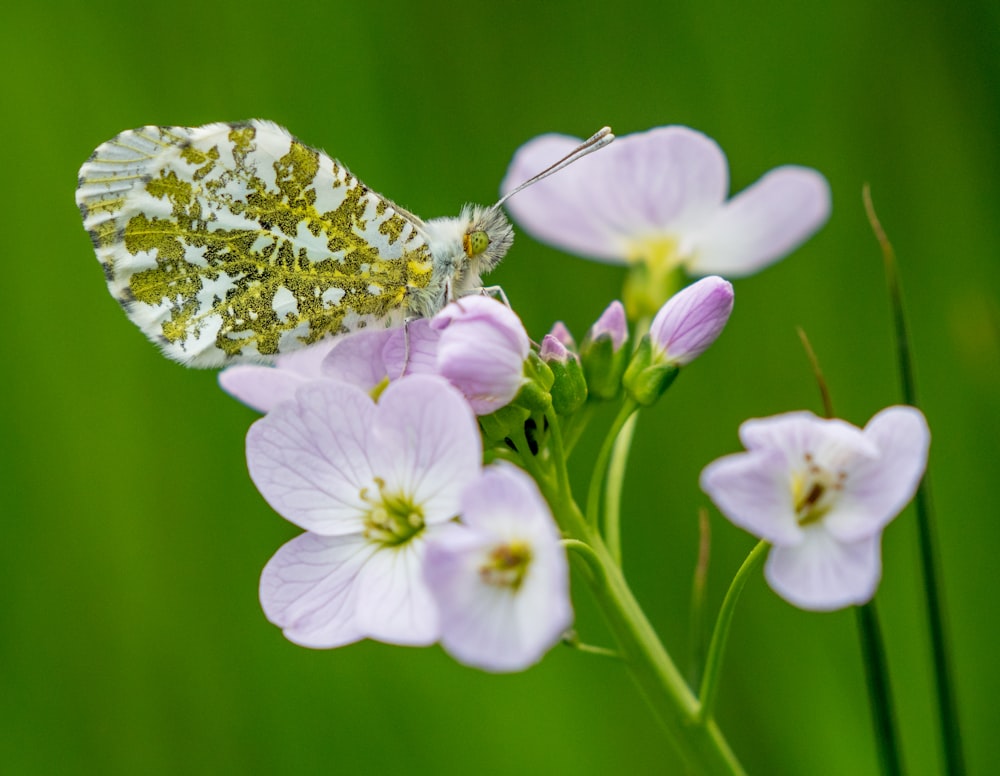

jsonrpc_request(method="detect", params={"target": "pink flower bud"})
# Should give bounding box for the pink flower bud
[431,297,531,415]
[649,276,734,366]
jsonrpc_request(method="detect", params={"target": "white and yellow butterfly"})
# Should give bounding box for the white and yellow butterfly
[76,120,612,367]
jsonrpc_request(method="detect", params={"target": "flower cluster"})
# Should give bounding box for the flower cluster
[247,373,571,670]
[221,122,927,687]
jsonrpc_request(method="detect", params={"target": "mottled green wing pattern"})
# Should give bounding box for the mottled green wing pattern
[76,120,434,367]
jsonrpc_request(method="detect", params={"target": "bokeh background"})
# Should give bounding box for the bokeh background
[3,0,997,773]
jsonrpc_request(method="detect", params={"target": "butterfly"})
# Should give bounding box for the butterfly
[76,120,612,367]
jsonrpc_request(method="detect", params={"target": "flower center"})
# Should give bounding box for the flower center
[361,478,425,547]
[623,234,685,318]
[791,452,847,526]
[479,541,532,591]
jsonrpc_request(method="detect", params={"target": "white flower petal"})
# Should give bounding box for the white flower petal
[246,381,376,534]
[367,375,482,524]
[685,166,831,277]
[355,540,440,645]
[502,127,728,263]
[259,532,374,648]
[765,528,882,611]
[700,448,803,544]
[828,406,930,542]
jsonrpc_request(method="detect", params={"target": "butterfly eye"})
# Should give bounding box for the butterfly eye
[463,229,490,257]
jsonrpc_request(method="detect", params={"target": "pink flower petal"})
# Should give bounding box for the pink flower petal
[246,381,377,535]
[766,528,882,611]
[502,127,729,263]
[355,540,441,645]
[219,340,337,412]
[259,532,374,648]
[321,328,397,390]
[827,406,929,542]
[432,297,529,414]
[425,463,572,672]
[366,375,482,523]
[380,319,442,379]
[700,448,803,545]
[685,166,831,277]
[649,276,734,365]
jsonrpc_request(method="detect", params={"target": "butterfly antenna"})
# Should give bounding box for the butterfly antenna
[494,126,614,209]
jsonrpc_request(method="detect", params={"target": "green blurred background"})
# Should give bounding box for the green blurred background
[3,0,997,773]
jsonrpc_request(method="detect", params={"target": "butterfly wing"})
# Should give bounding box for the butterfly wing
[76,120,434,367]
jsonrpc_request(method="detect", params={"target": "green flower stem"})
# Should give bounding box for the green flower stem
[585,399,639,540]
[604,410,638,564]
[540,412,745,775]
[697,540,769,723]
[856,601,904,776]
[561,399,597,454]
[564,505,744,775]
[866,186,964,774]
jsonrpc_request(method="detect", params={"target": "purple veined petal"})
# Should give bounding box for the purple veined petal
[426,463,572,672]
[826,406,930,542]
[648,277,733,365]
[355,538,441,646]
[502,127,729,263]
[366,375,482,524]
[685,166,831,277]
[765,527,882,611]
[321,328,397,390]
[738,411,875,470]
[246,381,377,535]
[259,531,376,648]
[432,297,530,415]
[700,448,803,545]
[219,340,338,413]
[380,319,442,380]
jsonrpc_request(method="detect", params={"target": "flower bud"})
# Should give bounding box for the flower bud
[580,300,630,400]
[648,276,734,366]
[623,277,733,406]
[548,321,577,351]
[540,334,588,416]
[432,297,531,415]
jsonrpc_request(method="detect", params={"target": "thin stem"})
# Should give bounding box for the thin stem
[542,412,744,775]
[865,185,964,775]
[697,540,769,723]
[603,409,639,564]
[585,399,639,532]
[856,601,905,776]
[689,507,712,687]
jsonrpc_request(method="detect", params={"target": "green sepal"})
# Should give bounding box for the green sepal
[514,351,555,413]
[479,403,532,449]
[623,336,680,406]
[548,355,588,416]
[580,335,629,401]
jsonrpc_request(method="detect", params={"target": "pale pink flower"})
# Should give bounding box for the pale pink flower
[425,462,572,672]
[502,126,830,278]
[700,407,930,610]
[248,375,481,647]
